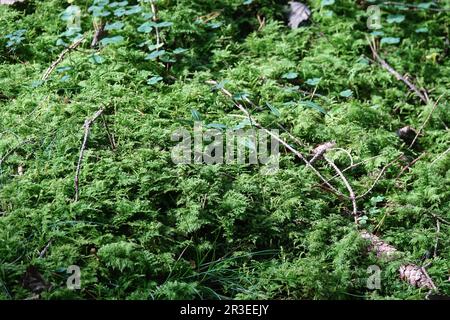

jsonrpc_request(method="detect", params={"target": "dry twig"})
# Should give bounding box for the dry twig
[74,108,104,201]
[42,36,85,81]
[368,37,429,104]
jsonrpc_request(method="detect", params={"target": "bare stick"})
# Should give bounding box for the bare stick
[42,36,85,81]
[38,240,52,258]
[324,155,358,222]
[395,152,426,179]
[74,108,104,202]
[431,146,450,165]
[356,154,403,199]
[368,37,429,104]
[409,94,445,148]
[150,1,160,46]
[206,80,345,197]
[101,114,116,150]
[91,21,106,48]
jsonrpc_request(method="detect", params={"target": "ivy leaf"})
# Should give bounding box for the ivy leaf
[415,27,428,33]
[109,1,128,7]
[157,21,173,28]
[147,43,164,51]
[173,48,188,54]
[105,21,124,31]
[380,37,401,45]
[386,14,405,24]
[100,35,124,45]
[370,30,384,37]
[281,72,298,80]
[125,5,142,15]
[114,8,126,16]
[137,22,154,33]
[207,22,223,29]
[191,109,202,121]
[339,89,353,98]
[89,54,105,64]
[144,50,166,60]
[305,78,321,86]
[147,76,163,85]
[321,0,335,6]
[299,101,326,114]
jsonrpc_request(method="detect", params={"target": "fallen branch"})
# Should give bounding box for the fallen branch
[101,114,116,150]
[409,94,445,148]
[324,154,358,222]
[368,37,429,104]
[356,154,403,199]
[42,36,85,81]
[206,80,345,198]
[91,22,106,48]
[431,146,450,165]
[74,108,104,202]
[361,231,437,292]
[395,152,426,179]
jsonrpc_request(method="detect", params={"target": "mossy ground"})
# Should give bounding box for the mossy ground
[0,0,449,299]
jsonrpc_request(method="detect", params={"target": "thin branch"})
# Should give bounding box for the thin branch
[395,152,426,179]
[368,37,429,104]
[431,146,450,165]
[206,80,346,198]
[356,154,403,199]
[101,114,116,150]
[150,0,160,46]
[324,155,358,222]
[91,21,106,48]
[74,108,104,202]
[42,36,85,81]
[38,240,52,258]
[409,94,445,148]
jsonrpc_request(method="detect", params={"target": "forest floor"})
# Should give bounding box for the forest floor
[0,0,449,300]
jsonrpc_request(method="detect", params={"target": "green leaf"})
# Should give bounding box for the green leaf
[386,14,405,24]
[415,27,428,33]
[281,72,298,80]
[305,78,321,86]
[125,5,142,15]
[173,48,188,54]
[339,89,353,98]
[109,1,128,7]
[144,50,166,60]
[105,21,124,31]
[380,37,400,45]
[157,21,173,28]
[100,35,124,45]
[299,101,326,114]
[89,54,105,64]
[147,76,163,85]
[321,0,335,6]
[137,22,154,33]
